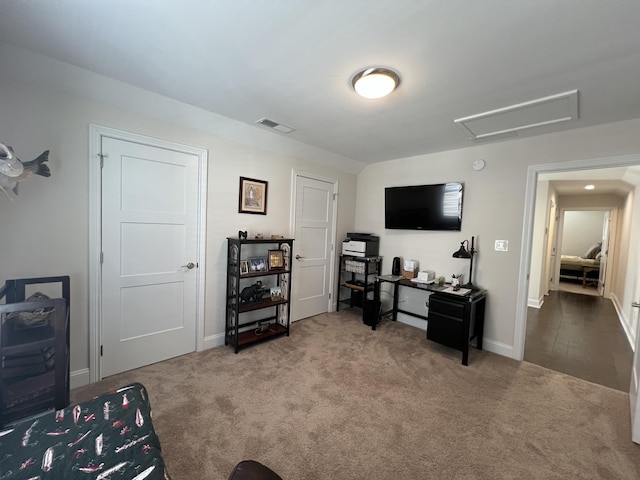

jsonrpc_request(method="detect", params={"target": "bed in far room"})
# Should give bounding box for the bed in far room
[559,242,602,287]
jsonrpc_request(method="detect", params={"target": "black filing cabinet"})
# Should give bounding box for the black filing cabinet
[426,290,486,366]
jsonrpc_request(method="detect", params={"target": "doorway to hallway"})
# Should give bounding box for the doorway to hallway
[522,163,635,392]
[525,290,632,391]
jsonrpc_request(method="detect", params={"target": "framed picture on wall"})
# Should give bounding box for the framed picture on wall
[239,177,268,215]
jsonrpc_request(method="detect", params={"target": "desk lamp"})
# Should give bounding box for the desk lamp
[452,236,477,290]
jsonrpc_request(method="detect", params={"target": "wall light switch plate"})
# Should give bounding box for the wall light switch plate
[495,240,508,252]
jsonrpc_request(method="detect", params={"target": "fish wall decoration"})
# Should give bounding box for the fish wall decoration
[0,142,51,200]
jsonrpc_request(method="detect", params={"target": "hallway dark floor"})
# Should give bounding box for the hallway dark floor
[525,289,633,392]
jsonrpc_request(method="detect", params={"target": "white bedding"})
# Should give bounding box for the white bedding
[560,255,600,268]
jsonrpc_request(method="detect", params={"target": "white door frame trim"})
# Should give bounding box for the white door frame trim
[88,124,208,382]
[515,153,640,361]
[290,170,339,316]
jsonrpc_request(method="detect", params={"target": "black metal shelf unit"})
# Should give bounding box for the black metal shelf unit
[0,276,70,427]
[336,255,382,312]
[225,237,294,353]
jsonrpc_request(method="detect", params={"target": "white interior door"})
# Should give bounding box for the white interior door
[630,279,640,443]
[543,200,557,294]
[101,136,199,377]
[291,174,337,321]
[598,211,611,296]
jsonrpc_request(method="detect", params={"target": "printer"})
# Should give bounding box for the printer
[341,232,380,257]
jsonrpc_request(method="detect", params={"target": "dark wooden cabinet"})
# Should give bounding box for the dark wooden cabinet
[426,290,486,366]
[225,237,294,353]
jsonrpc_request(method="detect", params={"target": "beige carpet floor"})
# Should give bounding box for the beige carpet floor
[72,311,640,480]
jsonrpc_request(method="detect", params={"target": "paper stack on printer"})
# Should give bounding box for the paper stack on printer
[410,270,435,284]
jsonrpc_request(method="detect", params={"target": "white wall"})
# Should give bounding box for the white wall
[560,210,605,255]
[0,60,358,382]
[356,120,640,357]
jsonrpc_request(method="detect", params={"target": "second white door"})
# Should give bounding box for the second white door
[291,174,337,321]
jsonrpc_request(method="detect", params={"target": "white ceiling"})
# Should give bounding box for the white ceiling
[548,178,633,197]
[541,166,640,196]
[1,1,640,165]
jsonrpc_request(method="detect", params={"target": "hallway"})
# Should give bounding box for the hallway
[525,289,633,392]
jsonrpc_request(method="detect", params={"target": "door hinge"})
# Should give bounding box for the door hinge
[100,252,104,264]
[333,193,338,200]
[97,152,109,168]
[329,292,332,300]
[100,345,103,356]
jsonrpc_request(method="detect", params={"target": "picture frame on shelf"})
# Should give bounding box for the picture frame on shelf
[270,286,283,301]
[249,256,268,272]
[268,249,285,270]
[238,177,268,215]
[239,260,249,275]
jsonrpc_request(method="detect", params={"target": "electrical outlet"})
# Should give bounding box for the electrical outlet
[495,240,509,252]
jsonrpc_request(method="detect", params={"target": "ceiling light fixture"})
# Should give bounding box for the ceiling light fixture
[351,67,400,99]
[584,184,595,190]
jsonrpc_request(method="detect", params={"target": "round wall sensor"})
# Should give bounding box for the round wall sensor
[472,159,486,171]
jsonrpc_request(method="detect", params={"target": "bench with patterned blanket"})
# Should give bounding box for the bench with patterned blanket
[559,255,600,286]
[0,382,171,480]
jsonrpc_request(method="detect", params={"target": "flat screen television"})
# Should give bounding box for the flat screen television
[385,182,463,230]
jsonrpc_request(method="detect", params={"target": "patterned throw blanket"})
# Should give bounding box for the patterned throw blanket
[0,383,171,479]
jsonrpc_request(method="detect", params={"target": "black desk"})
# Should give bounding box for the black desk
[374,276,486,365]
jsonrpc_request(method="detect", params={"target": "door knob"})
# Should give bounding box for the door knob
[182,262,196,269]
[295,255,305,260]
[632,302,640,308]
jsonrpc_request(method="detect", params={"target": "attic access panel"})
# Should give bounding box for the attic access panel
[455,90,578,141]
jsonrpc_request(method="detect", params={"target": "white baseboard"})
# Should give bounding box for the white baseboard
[71,334,225,390]
[70,368,90,389]
[528,297,544,309]
[69,331,517,393]
[396,314,427,331]
[610,293,635,351]
[202,332,225,351]
[482,338,515,359]
[397,314,515,360]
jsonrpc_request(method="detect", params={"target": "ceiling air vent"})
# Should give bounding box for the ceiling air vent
[255,117,295,134]
[454,90,578,142]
